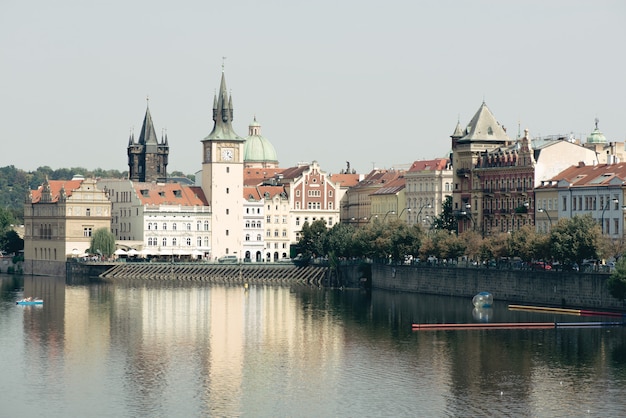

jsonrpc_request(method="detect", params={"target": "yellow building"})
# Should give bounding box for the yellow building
[23,176,111,276]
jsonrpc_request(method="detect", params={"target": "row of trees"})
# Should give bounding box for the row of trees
[296,213,626,300]
[299,214,609,267]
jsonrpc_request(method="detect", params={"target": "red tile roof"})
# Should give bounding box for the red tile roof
[133,183,209,206]
[30,179,83,203]
[408,158,450,172]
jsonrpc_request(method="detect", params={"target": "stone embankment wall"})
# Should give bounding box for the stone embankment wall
[372,264,626,311]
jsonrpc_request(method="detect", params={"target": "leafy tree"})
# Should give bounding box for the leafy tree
[607,256,626,300]
[89,228,116,257]
[298,220,328,258]
[323,223,356,258]
[0,230,24,255]
[508,225,547,262]
[549,215,601,266]
[432,195,456,232]
[459,231,482,262]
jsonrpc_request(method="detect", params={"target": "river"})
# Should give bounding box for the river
[1,274,625,417]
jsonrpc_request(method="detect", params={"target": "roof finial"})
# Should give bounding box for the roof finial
[595,117,599,130]
[222,56,227,72]
[146,95,149,108]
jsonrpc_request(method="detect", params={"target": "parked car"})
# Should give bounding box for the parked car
[218,255,238,264]
[532,261,552,270]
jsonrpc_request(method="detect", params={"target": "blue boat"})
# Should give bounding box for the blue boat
[16,298,43,305]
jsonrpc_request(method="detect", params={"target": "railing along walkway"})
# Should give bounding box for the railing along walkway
[99,263,328,286]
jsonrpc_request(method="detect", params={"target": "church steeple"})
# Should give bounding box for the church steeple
[205,70,242,141]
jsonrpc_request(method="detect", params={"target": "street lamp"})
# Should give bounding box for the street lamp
[461,203,475,231]
[537,208,552,230]
[383,210,396,222]
[398,207,411,221]
[601,198,619,234]
[417,202,432,222]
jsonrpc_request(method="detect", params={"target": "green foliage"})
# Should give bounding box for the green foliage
[89,228,116,257]
[298,220,328,258]
[0,230,24,255]
[607,257,626,300]
[432,195,456,232]
[549,215,601,266]
[508,225,548,262]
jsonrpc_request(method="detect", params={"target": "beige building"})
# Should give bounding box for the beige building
[369,177,407,222]
[404,158,452,226]
[341,169,405,227]
[23,176,112,276]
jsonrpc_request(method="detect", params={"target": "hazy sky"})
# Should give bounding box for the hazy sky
[2,0,624,176]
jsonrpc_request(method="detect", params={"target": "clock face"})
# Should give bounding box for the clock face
[221,148,234,161]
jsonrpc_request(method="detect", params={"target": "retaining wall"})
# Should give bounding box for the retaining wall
[372,264,626,311]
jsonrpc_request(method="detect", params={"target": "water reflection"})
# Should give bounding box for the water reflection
[2,276,626,417]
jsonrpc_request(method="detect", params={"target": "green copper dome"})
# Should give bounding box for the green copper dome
[587,118,607,144]
[244,117,278,165]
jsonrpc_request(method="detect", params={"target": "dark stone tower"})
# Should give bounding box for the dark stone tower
[128,104,169,182]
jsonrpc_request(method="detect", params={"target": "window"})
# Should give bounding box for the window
[162,237,167,246]
[186,238,191,246]
[83,227,92,237]
[296,217,300,226]
[562,197,567,211]
[266,230,271,237]
[282,216,287,224]
[173,223,177,231]
[197,237,202,246]
[267,216,271,223]
[204,237,209,247]
[204,221,209,231]
[172,238,177,246]
[226,230,229,236]
[296,190,300,197]
[245,234,250,241]
[197,222,201,231]
[226,209,229,215]
[245,221,250,228]
[86,208,91,216]
[282,229,287,237]
[187,223,191,231]
[274,229,279,237]
[163,223,167,230]
[257,234,262,241]
[226,187,230,194]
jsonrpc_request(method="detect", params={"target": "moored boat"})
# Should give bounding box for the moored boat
[16,298,43,305]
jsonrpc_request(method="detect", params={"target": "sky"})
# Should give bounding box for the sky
[1,0,625,176]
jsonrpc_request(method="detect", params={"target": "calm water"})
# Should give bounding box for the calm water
[1,274,625,418]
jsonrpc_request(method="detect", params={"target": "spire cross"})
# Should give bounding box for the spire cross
[222,57,227,72]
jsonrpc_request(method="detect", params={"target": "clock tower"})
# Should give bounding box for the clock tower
[201,70,245,259]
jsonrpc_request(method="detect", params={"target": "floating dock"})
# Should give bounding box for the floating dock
[412,321,625,331]
[508,304,626,318]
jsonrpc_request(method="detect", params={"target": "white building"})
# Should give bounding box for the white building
[97,179,211,258]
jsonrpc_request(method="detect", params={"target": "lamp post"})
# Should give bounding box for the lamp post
[416,202,432,223]
[398,207,411,221]
[537,208,552,231]
[601,198,619,234]
[460,203,475,231]
[383,210,396,222]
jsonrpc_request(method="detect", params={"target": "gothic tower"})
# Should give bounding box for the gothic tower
[128,104,169,183]
[201,69,245,259]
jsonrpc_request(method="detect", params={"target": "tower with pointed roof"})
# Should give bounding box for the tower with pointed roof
[128,104,169,183]
[451,102,510,234]
[201,69,245,259]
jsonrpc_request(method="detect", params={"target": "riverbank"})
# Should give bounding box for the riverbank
[371,264,626,311]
